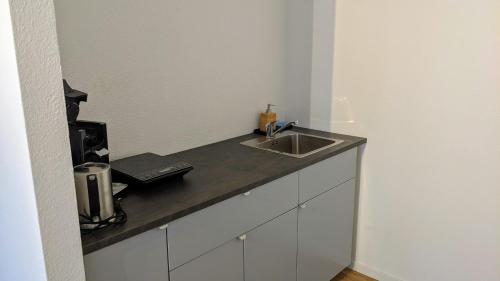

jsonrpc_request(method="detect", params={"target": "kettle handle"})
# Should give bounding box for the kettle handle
[87,174,101,219]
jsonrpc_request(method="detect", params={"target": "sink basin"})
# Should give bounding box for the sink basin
[241,132,344,158]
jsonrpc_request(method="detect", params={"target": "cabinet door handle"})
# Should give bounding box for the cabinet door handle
[158,224,169,230]
[299,204,307,209]
[238,234,247,241]
[242,191,251,196]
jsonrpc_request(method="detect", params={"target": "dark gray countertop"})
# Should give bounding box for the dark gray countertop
[81,127,366,254]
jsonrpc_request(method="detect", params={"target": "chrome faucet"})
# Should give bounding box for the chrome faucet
[265,120,299,139]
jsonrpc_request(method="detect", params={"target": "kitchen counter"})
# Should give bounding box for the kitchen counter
[81,127,366,254]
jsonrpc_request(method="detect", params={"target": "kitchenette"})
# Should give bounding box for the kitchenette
[80,127,365,281]
[51,1,369,280]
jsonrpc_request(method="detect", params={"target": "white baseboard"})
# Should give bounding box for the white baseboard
[351,262,404,281]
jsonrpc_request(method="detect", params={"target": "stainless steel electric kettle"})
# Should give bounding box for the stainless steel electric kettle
[74,162,115,229]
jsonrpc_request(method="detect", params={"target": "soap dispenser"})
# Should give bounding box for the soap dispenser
[259,104,277,133]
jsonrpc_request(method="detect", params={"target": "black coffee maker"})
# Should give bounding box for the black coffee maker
[63,80,110,166]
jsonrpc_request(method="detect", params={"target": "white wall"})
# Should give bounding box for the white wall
[54,0,293,159]
[284,0,314,127]
[285,0,339,130]
[0,1,47,279]
[309,0,336,130]
[333,1,500,280]
[4,0,86,280]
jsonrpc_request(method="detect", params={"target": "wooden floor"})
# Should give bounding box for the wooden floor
[331,268,377,281]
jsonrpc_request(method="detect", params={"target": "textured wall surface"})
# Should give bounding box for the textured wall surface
[55,0,291,159]
[333,1,500,280]
[8,0,86,280]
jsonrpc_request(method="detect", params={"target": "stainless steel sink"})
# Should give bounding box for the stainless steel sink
[241,131,344,158]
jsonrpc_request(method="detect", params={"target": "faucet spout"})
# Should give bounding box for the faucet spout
[265,120,298,139]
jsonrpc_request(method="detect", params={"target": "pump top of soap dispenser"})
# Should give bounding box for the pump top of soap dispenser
[266,104,275,113]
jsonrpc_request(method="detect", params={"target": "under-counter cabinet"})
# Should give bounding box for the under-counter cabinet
[169,209,298,281]
[83,228,169,281]
[167,173,299,281]
[167,173,298,269]
[297,179,356,281]
[297,148,357,280]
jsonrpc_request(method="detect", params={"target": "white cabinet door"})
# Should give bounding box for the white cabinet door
[84,228,168,281]
[245,209,298,281]
[298,179,356,281]
[169,238,244,281]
